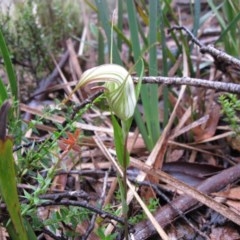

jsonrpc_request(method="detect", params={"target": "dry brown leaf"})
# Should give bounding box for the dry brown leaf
[172,114,209,139]
[194,102,221,141]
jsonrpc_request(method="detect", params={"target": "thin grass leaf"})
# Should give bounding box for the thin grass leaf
[159,1,169,126]
[207,0,226,28]
[126,1,142,74]
[113,25,132,48]
[137,19,149,48]
[98,20,105,65]
[193,0,201,37]
[126,0,158,150]
[216,1,240,56]
[218,13,240,53]
[135,1,149,25]
[83,0,97,12]
[134,3,148,48]
[0,29,18,101]
[145,0,161,143]
[95,0,122,64]
[134,58,144,101]
[123,59,145,134]
[207,0,240,56]
[0,78,8,103]
[94,1,160,150]
[117,0,123,51]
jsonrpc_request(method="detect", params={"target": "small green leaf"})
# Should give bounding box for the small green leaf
[0,29,18,101]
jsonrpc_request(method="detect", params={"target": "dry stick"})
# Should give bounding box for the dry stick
[130,159,240,240]
[13,138,46,152]
[39,191,90,201]
[133,76,240,94]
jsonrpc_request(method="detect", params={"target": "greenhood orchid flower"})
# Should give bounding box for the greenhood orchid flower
[63,64,136,121]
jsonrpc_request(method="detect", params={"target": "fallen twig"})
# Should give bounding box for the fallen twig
[133,76,240,94]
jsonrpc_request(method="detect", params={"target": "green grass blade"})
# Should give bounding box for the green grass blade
[126,1,142,73]
[144,0,160,143]
[0,31,22,144]
[208,0,240,56]
[0,78,8,103]
[126,0,159,149]
[134,58,144,100]
[207,0,226,28]
[113,25,132,48]
[215,1,240,56]
[134,108,152,150]
[0,29,18,101]
[193,0,201,37]
[94,1,160,150]
[159,1,169,126]
[122,59,146,145]
[218,12,240,53]
[117,0,123,51]
[94,0,122,64]
[98,20,105,65]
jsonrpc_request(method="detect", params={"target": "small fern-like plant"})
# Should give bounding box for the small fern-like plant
[219,93,240,134]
